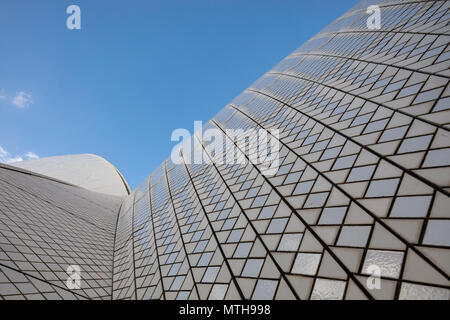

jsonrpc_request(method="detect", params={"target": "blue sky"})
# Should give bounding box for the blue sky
[0,0,357,189]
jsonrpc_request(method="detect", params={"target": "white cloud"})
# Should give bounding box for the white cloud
[25,152,39,159]
[0,146,39,164]
[12,91,34,108]
[0,146,8,158]
[0,89,6,100]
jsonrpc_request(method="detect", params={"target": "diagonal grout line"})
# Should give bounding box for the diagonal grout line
[110,200,124,300]
[317,28,448,38]
[130,192,138,299]
[297,0,447,59]
[210,118,375,300]
[193,133,306,301]
[147,176,167,300]
[0,262,90,300]
[0,176,116,234]
[246,87,450,197]
[0,181,115,299]
[164,161,201,299]
[109,197,137,299]
[180,150,246,300]
[265,71,450,132]
[322,0,444,34]
[0,166,120,213]
[227,103,450,282]
[291,50,450,78]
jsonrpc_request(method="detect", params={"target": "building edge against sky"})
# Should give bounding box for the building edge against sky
[12,154,131,197]
[1,0,450,300]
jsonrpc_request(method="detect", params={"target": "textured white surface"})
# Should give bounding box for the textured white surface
[12,154,129,197]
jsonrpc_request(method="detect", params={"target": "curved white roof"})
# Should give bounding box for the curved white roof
[12,154,130,197]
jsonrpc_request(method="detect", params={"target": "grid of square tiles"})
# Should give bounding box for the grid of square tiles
[205,120,375,299]
[110,0,449,300]
[2,0,450,301]
[112,193,136,299]
[185,149,300,300]
[132,177,164,299]
[166,163,243,299]
[0,167,120,300]
[148,169,199,299]
[0,264,83,300]
[215,98,449,299]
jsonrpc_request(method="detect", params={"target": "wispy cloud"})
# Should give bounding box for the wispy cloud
[0,89,6,100]
[0,146,39,164]
[12,91,34,108]
[24,152,39,159]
